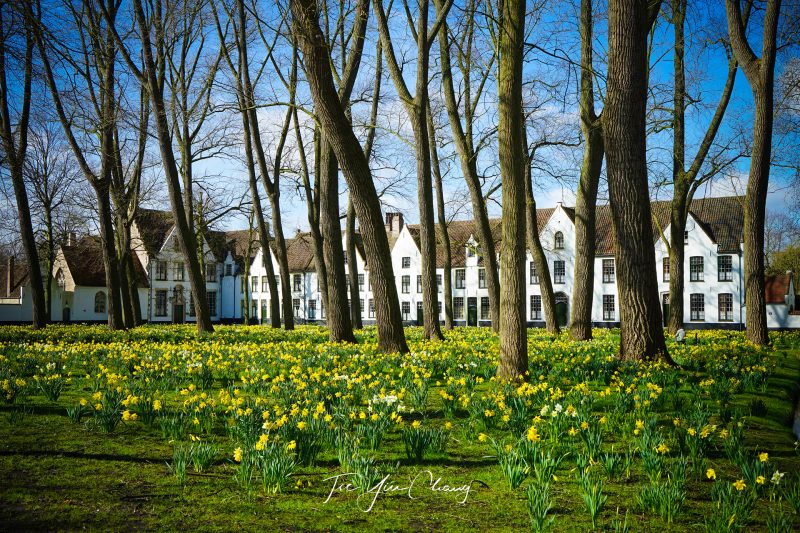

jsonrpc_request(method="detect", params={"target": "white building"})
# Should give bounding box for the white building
[2,196,799,329]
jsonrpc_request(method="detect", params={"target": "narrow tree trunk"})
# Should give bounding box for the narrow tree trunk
[44,210,54,322]
[570,0,604,340]
[524,149,559,334]
[667,186,689,332]
[122,223,143,325]
[298,123,328,315]
[428,107,453,330]
[319,138,355,342]
[435,8,500,332]
[346,199,362,329]
[605,0,669,361]
[95,184,124,329]
[266,190,295,330]
[496,0,527,380]
[291,0,408,353]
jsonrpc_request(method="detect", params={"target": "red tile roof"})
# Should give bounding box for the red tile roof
[765,273,792,304]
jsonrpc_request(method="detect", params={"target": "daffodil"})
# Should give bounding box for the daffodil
[706,468,716,480]
[733,479,746,491]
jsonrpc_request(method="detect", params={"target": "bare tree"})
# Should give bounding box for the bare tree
[496,0,528,380]
[604,0,671,361]
[725,0,782,346]
[290,0,408,353]
[373,0,453,341]
[0,4,46,327]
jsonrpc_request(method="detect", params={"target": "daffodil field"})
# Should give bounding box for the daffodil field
[1,325,799,531]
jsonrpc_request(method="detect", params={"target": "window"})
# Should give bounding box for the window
[684,231,689,244]
[360,299,364,316]
[718,256,733,281]
[416,275,422,293]
[155,261,168,281]
[455,269,466,289]
[206,263,217,282]
[308,300,316,319]
[368,299,375,318]
[94,291,106,314]
[690,256,704,282]
[293,274,302,292]
[553,260,565,284]
[719,293,733,321]
[530,295,542,320]
[480,297,490,319]
[251,299,258,318]
[225,263,232,276]
[437,274,442,292]
[321,300,325,319]
[293,298,301,317]
[402,257,411,268]
[454,297,464,319]
[554,231,564,250]
[602,294,615,321]
[358,274,365,290]
[207,290,217,317]
[479,268,486,288]
[437,301,442,316]
[402,275,411,294]
[262,276,269,292]
[401,301,411,319]
[173,262,185,281]
[662,257,670,282]
[690,293,704,321]
[155,290,168,316]
[530,262,539,285]
[602,259,615,283]
[251,276,259,293]
[188,292,196,317]
[467,246,475,258]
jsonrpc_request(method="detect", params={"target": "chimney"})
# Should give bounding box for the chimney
[67,232,77,247]
[385,212,404,234]
[6,256,13,297]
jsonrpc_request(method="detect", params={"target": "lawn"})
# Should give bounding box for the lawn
[0,325,799,531]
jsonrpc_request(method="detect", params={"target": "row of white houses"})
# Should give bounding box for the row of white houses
[1,196,797,328]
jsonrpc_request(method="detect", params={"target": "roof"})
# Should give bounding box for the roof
[61,236,149,288]
[135,209,174,255]
[0,256,29,299]
[281,232,316,272]
[207,229,259,269]
[765,273,793,304]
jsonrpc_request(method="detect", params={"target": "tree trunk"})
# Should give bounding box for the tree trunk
[346,199,362,329]
[724,0,779,346]
[428,107,453,330]
[605,0,669,361]
[132,0,213,333]
[94,183,124,329]
[266,189,295,330]
[319,138,355,342]
[523,146,559,334]
[496,0,527,381]
[570,0,604,340]
[299,123,328,316]
[44,210,54,323]
[435,9,500,332]
[122,223,143,325]
[291,0,408,353]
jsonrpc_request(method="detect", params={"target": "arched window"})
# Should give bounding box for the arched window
[554,231,564,249]
[94,291,107,314]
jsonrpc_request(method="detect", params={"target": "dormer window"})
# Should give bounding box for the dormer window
[467,246,475,258]
[554,231,564,250]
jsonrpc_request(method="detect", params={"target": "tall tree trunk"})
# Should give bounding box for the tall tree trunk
[291,0,408,353]
[570,0,604,340]
[302,125,328,313]
[44,210,54,322]
[121,223,143,325]
[435,5,500,332]
[428,106,453,330]
[0,9,45,328]
[131,0,213,333]
[496,0,527,380]
[523,140,559,334]
[319,139,355,342]
[605,0,669,361]
[346,199,362,329]
[95,183,124,329]
[724,0,781,346]
[667,0,739,334]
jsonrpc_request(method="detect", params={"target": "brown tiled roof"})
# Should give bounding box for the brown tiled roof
[0,256,29,299]
[595,196,744,256]
[206,229,259,268]
[280,232,316,272]
[62,236,149,288]
[135,208,174,255]
[765,273,792,304]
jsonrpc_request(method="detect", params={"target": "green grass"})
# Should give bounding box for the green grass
[0,326,799,531]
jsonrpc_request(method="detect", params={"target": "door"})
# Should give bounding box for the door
[173,304,185,324]
[416,304,424,325]
[467,297,478,327]
[554,292,568,327]
[662,294,670,327]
